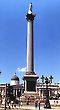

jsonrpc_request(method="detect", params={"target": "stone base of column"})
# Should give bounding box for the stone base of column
[23,72,39,93]
[24,91,39,97]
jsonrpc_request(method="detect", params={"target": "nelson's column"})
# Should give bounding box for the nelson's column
[23,3,39,94]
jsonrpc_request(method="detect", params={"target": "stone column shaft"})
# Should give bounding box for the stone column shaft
[27,21,34,72]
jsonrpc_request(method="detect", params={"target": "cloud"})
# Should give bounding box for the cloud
[17,67,26,73]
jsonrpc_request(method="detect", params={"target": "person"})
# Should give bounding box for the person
[35,100,38,108]
[11,101,13,108]
[20,101,22,106]
[26,97,29,105]
[9,103,10,109]
[19,102,20,108]
[54,100,56,106]
[56,100,58,106]
[38,100,40,110]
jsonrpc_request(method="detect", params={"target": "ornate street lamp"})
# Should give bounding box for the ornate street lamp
[44,77,51,109]
[49,75,53,84]
[41,75,45,84]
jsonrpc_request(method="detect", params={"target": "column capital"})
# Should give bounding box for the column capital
[26,13,35,21]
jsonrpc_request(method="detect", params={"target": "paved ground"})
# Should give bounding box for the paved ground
[15,105,60,110]
[1,105,60,110]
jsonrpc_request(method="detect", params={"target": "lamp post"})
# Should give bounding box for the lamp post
[49,75,53,84]
[4,83,7,110]
[41,75,45,84]
[44,77,51,109]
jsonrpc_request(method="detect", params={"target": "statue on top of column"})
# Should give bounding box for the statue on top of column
[28,3,32,14]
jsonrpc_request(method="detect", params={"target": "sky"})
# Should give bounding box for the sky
[0,0,60,84]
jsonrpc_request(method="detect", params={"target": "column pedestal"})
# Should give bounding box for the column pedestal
[23,72,38,93]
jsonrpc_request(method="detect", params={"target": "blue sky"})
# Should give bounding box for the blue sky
[0,0,60,84]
